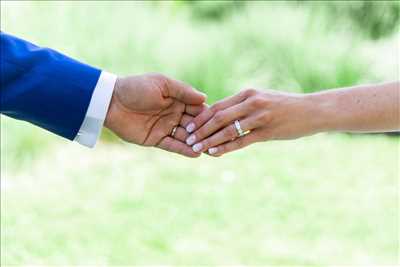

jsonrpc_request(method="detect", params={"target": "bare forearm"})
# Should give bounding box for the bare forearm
[308,81,400,133]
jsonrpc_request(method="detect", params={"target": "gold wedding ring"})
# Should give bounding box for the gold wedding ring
[234,120,249,137]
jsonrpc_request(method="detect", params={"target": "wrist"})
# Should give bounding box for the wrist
[104,77,122,130]
[302,92,339,133]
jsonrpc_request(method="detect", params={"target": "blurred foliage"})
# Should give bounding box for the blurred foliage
[304,1,400,40]
[176,1,400,40]
[164,0,399,95]
[178,0,245,21]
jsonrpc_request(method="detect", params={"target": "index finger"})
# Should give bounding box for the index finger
[188,101,250,145]
[185,91,249,133]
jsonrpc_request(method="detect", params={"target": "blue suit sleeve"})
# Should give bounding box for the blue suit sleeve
[0,32,101,140]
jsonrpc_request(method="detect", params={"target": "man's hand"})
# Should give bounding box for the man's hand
[104,73,206,157]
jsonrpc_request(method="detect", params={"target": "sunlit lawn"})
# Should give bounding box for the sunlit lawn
[1,118,398,265]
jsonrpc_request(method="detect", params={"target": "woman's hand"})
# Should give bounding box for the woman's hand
[184,81,400,157]
[184,89,323,156]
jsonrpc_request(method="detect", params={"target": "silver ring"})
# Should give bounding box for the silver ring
[171,126,178,137]
[234,120,245,137]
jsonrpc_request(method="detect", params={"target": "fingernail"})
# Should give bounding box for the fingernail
[186,135,196,145]
[192,143,203,153]
[186,123,195,133]
[208,147,218,155]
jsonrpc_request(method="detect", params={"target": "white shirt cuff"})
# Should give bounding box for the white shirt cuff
[74,71,117,148]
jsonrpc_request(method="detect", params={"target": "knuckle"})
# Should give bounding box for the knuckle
[210,103,222,113]
[254,115,263,125]
[263,112,272,123]
[256,112,271,124]
[250,96,267,108]
[152,73,170,92]
[242,88,258,97]
[238,90,248,99]
[213,111,225,124]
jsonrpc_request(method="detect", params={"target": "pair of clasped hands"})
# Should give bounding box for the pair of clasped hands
[104,72,315,158]
[105,73,400,157]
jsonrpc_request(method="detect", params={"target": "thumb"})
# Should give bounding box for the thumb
[166,78,206,105]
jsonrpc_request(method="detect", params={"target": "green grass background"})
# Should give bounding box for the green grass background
[1,1,399,265]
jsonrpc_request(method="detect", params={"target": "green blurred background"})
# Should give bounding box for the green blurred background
[1,1,399,265]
